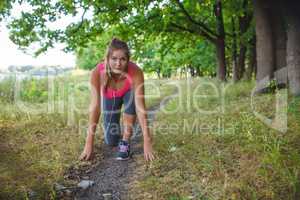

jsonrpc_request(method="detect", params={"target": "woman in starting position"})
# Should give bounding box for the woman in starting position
[80,38,154,161]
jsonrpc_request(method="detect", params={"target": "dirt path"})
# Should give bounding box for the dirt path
[69,92,177,200]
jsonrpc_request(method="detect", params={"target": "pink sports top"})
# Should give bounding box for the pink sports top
[97,61,138,99]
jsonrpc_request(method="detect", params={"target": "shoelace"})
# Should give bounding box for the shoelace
[119,144,129,152]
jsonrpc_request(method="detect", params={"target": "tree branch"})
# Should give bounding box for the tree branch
[126,12,162,34]
[69,8,88,34]
[169,22,216,43]
[174,0,218,39]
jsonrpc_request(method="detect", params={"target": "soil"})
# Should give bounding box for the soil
[60,93,176,200]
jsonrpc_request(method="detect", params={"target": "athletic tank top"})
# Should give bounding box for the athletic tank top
[97,61,138,99]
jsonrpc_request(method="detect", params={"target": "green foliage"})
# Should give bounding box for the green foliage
[0,0,15,21]
[75,25,129,70]
[20,78,48,103]
[76,44,102,70]
[132,33,216,78]
[0,77,49,103]
[0,77,15,103]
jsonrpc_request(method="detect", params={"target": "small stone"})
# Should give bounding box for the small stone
[77,180,94,190]
[102,193,112,200]
[54,183,66,191]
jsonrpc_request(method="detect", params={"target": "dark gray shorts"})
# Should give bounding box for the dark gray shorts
[102,89,136,146]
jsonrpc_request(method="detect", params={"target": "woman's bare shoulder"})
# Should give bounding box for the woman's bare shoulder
[129,61,143,76]
[90,66,101,87]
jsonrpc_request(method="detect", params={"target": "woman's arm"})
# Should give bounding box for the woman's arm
[133,69,155,161]
[80,68,101,161]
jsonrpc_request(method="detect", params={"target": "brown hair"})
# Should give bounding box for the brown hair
[103,38,130,91]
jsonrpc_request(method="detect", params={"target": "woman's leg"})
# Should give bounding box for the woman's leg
[102,96,123,147]
[122,113,136,141]
[122,89,136,141]
[115,89,136,160]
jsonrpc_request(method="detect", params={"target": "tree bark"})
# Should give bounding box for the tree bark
[214,0,226,81]
[237,0,252,81]
[215,40,226,81]
[253,0,275,91]
[195,66,202,76]
[156,68,161,79]
[270,1,287,87]
[237,44,247,79]
[286,2,300,96]
[232,17,239,82]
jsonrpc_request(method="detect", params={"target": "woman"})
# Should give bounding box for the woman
[80,38,154,161]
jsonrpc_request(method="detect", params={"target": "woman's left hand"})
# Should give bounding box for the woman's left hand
[143,138,155,162]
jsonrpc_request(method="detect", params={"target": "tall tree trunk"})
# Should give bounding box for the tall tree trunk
[237,0,252,81]
[286,2,300,96]
[253,0,275,91]
[195,66,201,76]
[188,65,196,77]
[232,17,239,82]
[237,44,247,79]
[271,1,287,87]
[215,40,226,81]
[156,68,161,79]
[245,34,256,80]
[214,0,226,81]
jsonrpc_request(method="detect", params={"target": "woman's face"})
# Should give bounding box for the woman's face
[108,49,128,74]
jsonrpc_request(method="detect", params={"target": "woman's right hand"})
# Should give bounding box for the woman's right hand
[79,134,94,161]
[80,143,93,161]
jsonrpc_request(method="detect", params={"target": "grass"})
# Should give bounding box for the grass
[0,74,175,199]
[130,78,300,200]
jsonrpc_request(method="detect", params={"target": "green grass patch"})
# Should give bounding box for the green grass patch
[131,78,300,200]
[0,74,174,199]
